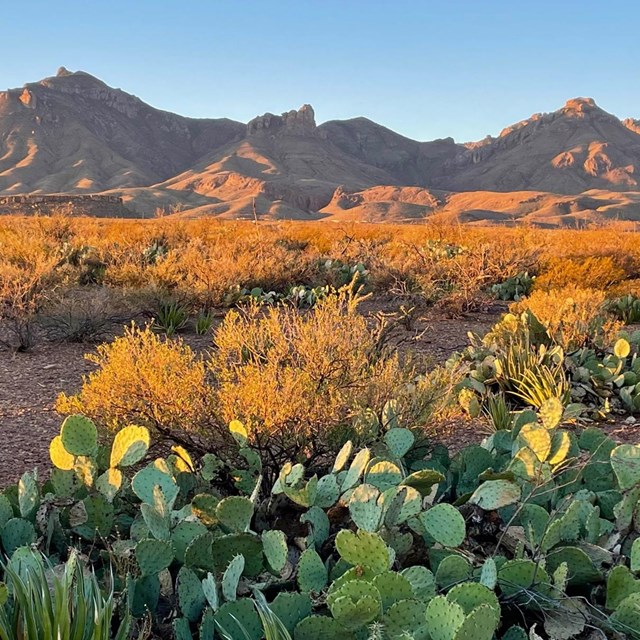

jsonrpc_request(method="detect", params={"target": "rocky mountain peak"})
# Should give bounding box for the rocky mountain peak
[561,97,606,118]
[247,104,317,136]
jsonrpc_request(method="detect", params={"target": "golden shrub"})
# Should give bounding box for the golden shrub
[511,286,620,350]
[209,289,433,460]
[534,256,626,291]
[56,325,215,440]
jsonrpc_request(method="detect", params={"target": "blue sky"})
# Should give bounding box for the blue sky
[2,0,637,142]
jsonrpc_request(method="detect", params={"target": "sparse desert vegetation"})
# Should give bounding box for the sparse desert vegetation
[2,215,640,639]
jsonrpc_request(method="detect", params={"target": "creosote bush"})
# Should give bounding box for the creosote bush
[57,290,444,465]
[210,289,430,462]
[57,324,215,441]
[511,285,620,351]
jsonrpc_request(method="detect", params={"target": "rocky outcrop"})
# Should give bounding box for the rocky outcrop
[248,104,319,136]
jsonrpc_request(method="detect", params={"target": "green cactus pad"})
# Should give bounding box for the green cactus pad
[95,468,123,503]
[216,496,253,533]
[611,592,640,636]
[221,554,244,602]
[501,627,528,640]
[270,592,313,635]
[17,471,38,520]
[335,529,390,574]
[135,538,175,575]
[447,582,500,626]
[341,448,371,492]
[191,493,219,527]
[631,538,640,573]
[60,415,98,456]
[172,617,193,640]
[383,599,429,640]
[72,495,114,539]
[498,559,551,600]
[201,574,219,612]
[1,518,36,556]
[479,558,497,589]
[333,441,354,473]
[454,603,499,640]
[401,565,436,601]
[539,397,564,429]
[73,455,98,488]
[132,464,179,506]
[294,615,351,640]
[110,425,150,468]
[349,483,383,532]
[331,594,380,631]
[613,487,640,530]
[214,598,262,640]
[315,473,340,508]
[327,566,377,600]
[546,547,601,586]
[177,566,206,622]
[366,460,403,492]
[49,468,78,498]
[168,521,206,563]
[228,420,248,445]
[383,486,423,527]
[469,480,521,511]
[141,502,170,541]
[435,555,471,589]
[262,529,288,573]
[184,532,216,572]
[211,532,263,577]
[606,565,640,610]
[420,504,465,547]
[401,469,444,496]
[519,424,551,462]
[0,496,13,530]
[611,444,640,490]
[200,454,224,482]
[425,596,465,640]
[127,574,160,618]
[548,430,572,466]
[384,428,415,458]
[297,548,328,592]
[49,435,75,470]
[301,505,330,550]
[371,572,414,611]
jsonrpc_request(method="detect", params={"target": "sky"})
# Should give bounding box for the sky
[1,0,638,142]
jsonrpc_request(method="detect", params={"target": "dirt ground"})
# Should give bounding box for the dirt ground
[0,300,638,487]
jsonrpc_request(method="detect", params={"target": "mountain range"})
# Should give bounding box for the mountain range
[2,67,640,225]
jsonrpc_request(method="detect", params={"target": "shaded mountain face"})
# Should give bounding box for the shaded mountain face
[319,117,461,186]
[2,69,640,225]
[0,67,245,193]
[436,98,640,194]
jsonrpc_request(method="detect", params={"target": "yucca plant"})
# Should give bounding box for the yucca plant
[153,299,189,336]
[216,590,292,640]
[484,392,513,431]
[0,550,130,640]
[194,308,215,335]
[495,329,569,408]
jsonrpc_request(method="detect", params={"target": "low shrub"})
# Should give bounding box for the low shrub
[38,287,127,342]
[534,255,626,291]
[209,288,432,464]
[56,324,215,443]
[511,285,617,351]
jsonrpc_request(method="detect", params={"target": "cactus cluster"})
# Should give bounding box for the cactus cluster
[2,389,639,640]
